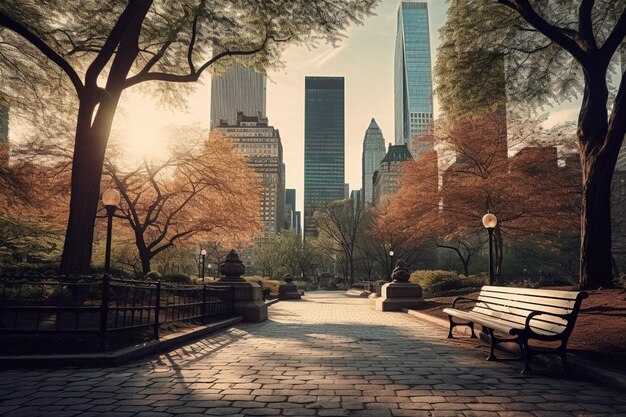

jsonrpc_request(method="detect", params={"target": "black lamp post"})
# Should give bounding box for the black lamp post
[389,249,395,280]
[207,263,212,281]
[102,188,121,275]
[482,212,498,285]
[200,249,207,284]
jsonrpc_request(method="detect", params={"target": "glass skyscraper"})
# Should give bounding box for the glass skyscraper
[394,1,433,158]
[304,77,345,237]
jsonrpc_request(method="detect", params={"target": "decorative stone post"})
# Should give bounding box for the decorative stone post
[374,260,423,311]
[209,249,268,322]
[278,274,302,300]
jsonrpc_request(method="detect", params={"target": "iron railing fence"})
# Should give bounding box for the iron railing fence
[0,275,235,347]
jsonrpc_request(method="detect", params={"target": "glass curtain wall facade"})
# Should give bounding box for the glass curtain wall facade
[304,77,345,237]
[394,1,433,158]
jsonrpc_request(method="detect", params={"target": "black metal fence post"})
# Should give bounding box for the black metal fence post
[154,281,161,340]
[202,284,207,325]
[99,274,111,350]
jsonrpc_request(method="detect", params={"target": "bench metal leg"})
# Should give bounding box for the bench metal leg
[469,322,477,338]
[557,341,569,373]
[486,328,497,361]
[520,337,531,374]
[447,316,475,339]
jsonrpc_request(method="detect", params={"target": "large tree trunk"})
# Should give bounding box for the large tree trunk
[577,68,618,290]
[59,100,108,274]
[579,154,615,289]
[59,1,150,274]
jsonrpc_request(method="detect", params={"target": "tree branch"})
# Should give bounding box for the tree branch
[600,7,626,60]
[497,0,587,64]
[0,11,83,95]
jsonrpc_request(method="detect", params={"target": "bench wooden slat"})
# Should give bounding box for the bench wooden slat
[443,308,521,334]
[474,297,571,326]
[478,290,579,310]
[481,285,584,301]
[476,295,574,316]
[472,306,566,335]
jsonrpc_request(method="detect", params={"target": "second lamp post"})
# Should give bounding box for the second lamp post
[482,212,498,285]
[200,249,207,284]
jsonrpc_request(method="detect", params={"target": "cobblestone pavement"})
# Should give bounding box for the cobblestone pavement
[1,291,624,417]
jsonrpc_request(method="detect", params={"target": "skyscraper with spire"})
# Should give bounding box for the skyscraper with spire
[361,118,386,204]
[394,1,434,159]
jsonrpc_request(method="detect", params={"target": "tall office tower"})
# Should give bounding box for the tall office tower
[361,118,387,203]
[210,63,266,128]
[304,76,345,237]
[284,188,299,232]
[212,112,285,243]
[372,144,413,207]
[394,1,434,158]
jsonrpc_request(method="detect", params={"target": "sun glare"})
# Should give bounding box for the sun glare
[115,97,174,165]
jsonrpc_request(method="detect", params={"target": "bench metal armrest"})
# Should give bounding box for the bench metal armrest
[524,310,570,335]
[452,296,478,309]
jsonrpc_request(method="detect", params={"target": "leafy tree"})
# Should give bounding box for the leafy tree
[435,0,626,289]
[0,0,379,274]
[368,202,436,280]
[437,236,484,277]
[313,199,371,285]
[386,114,580,276]
[104,132,260,275]
[254,240,283,280]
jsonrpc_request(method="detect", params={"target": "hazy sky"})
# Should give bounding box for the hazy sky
[116,1,449,216]
[114,0,579,216]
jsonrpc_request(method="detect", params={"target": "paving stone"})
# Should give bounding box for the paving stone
[0,292,622,417]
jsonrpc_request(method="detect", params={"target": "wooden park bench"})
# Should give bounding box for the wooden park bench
[443,286,588,373]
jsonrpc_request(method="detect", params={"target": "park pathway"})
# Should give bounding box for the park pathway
[0,291,624,417]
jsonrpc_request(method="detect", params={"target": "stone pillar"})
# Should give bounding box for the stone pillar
[278,274,302,300]
[209,249,268,322]
[374,260,423,311]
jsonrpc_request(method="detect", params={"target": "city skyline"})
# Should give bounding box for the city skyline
[102,0,450,217]
[9,0,579,216]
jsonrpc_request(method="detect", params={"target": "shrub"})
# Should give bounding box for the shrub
[292,280,317,291]
[145,271,161,281]
[410,270,460,287]
[245,276,281,296]
[410,270,486,297]
[160,273,192,285]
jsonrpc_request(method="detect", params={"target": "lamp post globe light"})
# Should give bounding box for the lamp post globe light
[482,212,498,285]
[102,188,121,275]
[200,249,207,284]
[207,263,212,281]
